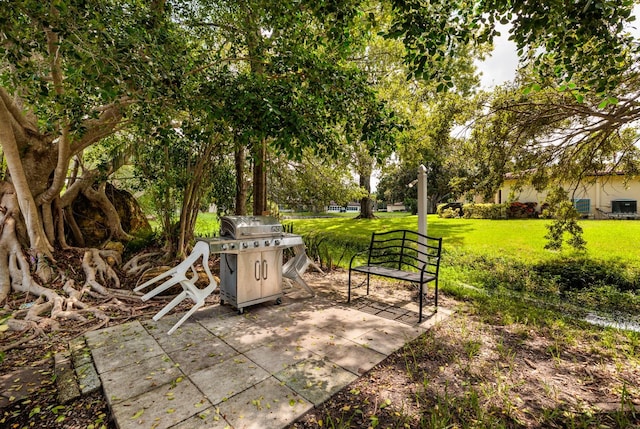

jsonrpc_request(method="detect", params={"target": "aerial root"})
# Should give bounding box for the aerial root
[122,251,163,276]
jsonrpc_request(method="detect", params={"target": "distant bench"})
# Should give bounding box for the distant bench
[348,229,442,323]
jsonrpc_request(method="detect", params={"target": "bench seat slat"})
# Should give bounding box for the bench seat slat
[351,265,435,284]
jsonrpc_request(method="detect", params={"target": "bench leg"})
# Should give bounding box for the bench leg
[348,270,352,303]
[366,273,370,296]
[434,279,438,308]
[419,283,423,323]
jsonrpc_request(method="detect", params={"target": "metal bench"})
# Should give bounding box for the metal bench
[348,229,442,323]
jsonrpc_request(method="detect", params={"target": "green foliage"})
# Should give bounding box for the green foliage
[387,0,638,94]
[269,151,368,212]
[534,258,638,293]
[194,213,220,239]
[437,203,462,219]
[462,203,506,219]
[542,188,586,251]
[123,228,161,257]
[1,1,186,128]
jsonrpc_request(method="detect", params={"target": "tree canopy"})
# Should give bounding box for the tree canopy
[388,0,639,95]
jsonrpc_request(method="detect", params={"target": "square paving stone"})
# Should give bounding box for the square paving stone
[85,321,148,349]
[274,357,357,406]
[217,325,279,354]
[314,319,376,341]
[169,407,230,429]
[143,317,218,352]
[167,336,238,375]
[110,378,211,429]
[197,312,261,338]
[190,355,270,405]
[90,333,164,374]
[351,324,423,355]
[100,353,182,405]
[244,341,319,373]
[144,304,236,338]
[217,376,312,429]
[304,335,387,376]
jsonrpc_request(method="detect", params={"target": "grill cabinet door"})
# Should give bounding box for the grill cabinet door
[237,251,263,303]
[260,249,283,298]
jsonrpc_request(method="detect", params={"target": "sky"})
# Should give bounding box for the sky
[478,7,640,89]
[476,23,519,89]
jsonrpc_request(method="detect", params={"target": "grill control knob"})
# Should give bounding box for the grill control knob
[254,241,259,247]
[242,242,248,249]
[264,240,270,246]
[274,239,281,245]
[221,244,228,251]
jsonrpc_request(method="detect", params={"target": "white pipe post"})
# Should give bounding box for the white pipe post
[417,164,428,263]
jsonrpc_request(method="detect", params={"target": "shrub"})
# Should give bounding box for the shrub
[507,201,538,218]
[440,207,461,218]
[462,203,506,219]
[437,202,464,217]
[533,258,638,293]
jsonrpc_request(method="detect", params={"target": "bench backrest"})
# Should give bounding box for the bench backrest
[367,229,442,276]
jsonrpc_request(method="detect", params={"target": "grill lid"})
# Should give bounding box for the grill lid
[220,215,283,238]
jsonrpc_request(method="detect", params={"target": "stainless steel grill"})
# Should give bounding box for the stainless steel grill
[206,216,303,314]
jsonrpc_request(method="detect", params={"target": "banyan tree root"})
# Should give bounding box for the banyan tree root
[122,251,163,276]
[81,249,121,295]
[1,184,123,344]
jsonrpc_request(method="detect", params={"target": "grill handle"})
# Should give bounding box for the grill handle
[255,261,260,281]
[262,260,268,280]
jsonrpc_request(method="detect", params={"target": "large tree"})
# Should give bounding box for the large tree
[175,0,370,216]
[0,1,207,333]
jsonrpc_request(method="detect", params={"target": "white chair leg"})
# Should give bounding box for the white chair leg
[153,291,188,321]
[134,268,176,292]
[141,276,184,301]
[291,271,315,297]
[167,300,205,335]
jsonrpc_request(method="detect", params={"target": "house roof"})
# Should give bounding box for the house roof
[504,168,628,180]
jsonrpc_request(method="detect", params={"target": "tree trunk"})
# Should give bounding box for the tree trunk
[358,171,376,219]
[253,139,268,215]
[0,95,54,276]
[235,145,247,215]
[243,8,268,216]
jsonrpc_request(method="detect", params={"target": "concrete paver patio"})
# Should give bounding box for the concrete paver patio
[84,281,452,429]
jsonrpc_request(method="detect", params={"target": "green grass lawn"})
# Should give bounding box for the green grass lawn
[287,214,640,267]
[283,213,640,315]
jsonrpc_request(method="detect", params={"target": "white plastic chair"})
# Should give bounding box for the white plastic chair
[282,245,323,297]
[134,241,218,335]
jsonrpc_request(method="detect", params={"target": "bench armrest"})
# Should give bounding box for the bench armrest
[349,250,369,269]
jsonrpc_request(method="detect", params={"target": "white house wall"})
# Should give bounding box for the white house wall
[497,175,640,215]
